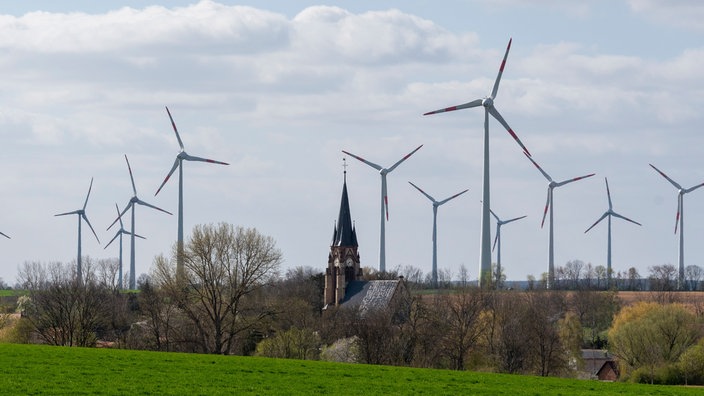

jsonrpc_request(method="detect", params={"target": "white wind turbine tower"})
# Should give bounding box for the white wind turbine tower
[584,178,641,288]
[105,203,145,289]
[109,155,172,290]
[408,181,468,288]
[342,145,423,272]
[155,106,229,280]
[649,164,704,290]
[423,38,531,287]
[489,209,525,287]
[55,177,100,284]
[524,153,594,289]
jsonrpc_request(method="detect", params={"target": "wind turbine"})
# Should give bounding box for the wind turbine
[105,203,145,289]
[649,164,704,290]
[423,38,531,287]
[55,177,100,284]
[584,178,641,288]
[408,181,468,288]
[109,155,171,290]
[155,106,229,280]
[524,153,594,289]
[341,145,423,272]
[489,209,525,287]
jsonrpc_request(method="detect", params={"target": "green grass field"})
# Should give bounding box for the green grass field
[0,344,700,395]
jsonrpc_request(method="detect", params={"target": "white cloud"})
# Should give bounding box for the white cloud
[1,1,704,284]
[628,0,704,31]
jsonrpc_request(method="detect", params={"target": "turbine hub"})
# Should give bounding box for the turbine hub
[482,97,493,108]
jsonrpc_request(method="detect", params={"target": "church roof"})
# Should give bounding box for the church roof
[340,280,401,316]
[332,172,358,247]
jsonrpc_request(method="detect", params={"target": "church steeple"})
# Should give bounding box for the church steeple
[325,158,362,307]
[332,163,358,247]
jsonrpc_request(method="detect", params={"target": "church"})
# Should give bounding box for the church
[323,162,410,317]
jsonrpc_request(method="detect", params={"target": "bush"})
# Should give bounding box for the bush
[629,364,683,385]
[678,341,704,385]
[320,337,359,363]
[255,327,321,360]
[0,317,34,344]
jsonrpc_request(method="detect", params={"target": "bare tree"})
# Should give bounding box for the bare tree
[626,267,641,291]
[564,260,584,290]
[524,291,568,376]
[432,286,486,370]
[95,258,120,290]
[153,223,282,354]
[583,262,595,290]
[594,265,607,290]
[649,264,677,291]
[18,260,113,347]
[685,265,703,291]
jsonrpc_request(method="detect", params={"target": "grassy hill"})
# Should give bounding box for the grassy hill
[0,343,699,395]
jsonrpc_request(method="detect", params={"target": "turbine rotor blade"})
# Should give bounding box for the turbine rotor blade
[585,212,609,233]
[423,98,483,116]
[135,199,173,215]
[505,215,527,224]
[491,38,512,99]
[107,202,133,230]
[540,188,550,228]
[492,229,499,252]
[165,106,185,150]
[83,177,94,211]
[488,106,531,156]
[342,150,383,171]
[382,175,389,221]
[125,155,137,196]
[387,144,423,173]
[649,163,682,190]
[155,158,180,196]
[182,152,229,165]
[0,231,10,239]
[126,231,147,240]
[524,152,552,182]
[408,181,435,203]
[489,208,500,222]
[685,181,704,193]
[555,173,595,187]
[82,213,100,244]
[605,178,613,210]
[611,212,642,226]
[104,232,120,249]
[55,210,81,217]
[675,196,681,234]
[114,203,124,228]
[437,189,469,206]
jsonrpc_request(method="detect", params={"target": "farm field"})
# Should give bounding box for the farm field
[0,343,700,395]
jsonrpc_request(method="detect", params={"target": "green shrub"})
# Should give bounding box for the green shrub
[678,341,704,385]
[629,364,683,385]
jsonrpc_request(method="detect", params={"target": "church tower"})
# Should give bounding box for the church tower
[324,160,362,307]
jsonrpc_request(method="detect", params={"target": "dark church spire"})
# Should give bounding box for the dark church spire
[332,158,357,247]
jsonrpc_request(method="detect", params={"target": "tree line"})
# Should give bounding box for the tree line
[1,222,703,384]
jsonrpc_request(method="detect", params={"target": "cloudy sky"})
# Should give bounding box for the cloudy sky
[1,0,704,285]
